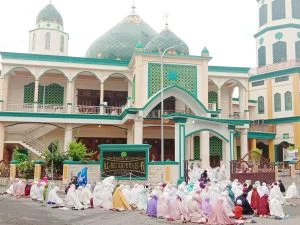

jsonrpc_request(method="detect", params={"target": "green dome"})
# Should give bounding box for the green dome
[144,27,189,55]
[36,4,63,26]
[86,13,157,60]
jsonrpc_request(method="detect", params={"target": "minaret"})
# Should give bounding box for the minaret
[255,0,300,67]
[29,2,69,56]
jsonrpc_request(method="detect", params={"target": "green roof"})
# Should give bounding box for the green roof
[201,47,209,54]
[36,4,63,26]
[144,27,189,55]
[86,13,157,60]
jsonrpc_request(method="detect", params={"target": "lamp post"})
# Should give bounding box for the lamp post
[160,44,184,162]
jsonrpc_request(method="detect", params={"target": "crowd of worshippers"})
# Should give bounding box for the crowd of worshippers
[2,168,300,224]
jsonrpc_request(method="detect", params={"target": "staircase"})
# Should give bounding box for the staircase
[5,134,46,157]
[25,124,56,140]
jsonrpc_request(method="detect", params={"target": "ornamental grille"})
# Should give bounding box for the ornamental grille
[208,91,218,109]
[272,0,286,21]
[148,63,197,97]
[258,46,266,67]
[209,136,222,159]
[23,83,64,104]
[296,41,300,60]
[292,0,300,19]
[252,80,264,87]
[275,76,289,82]
[258,96,265,114]
[273,41,287,63]
[259,4,268,26]
[45,83,64,104]
[193,136,200,160]
[274,93,281,112]
[284,91,292,111]
[23,82,35,103]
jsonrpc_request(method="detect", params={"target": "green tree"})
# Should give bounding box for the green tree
[16,161,34,180]
[42,140,67,178]
[67,140,92,161]
[12,146,29,162]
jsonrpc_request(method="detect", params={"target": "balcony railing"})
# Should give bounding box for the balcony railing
[249,124,276,133]
[38,104,66,113]
[249,59,300,76]
[6,103,34,112]
[73,105,100,114]
[146,110,186,119]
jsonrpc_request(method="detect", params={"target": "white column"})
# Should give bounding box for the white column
[66,80,74,113]
[217,88,221,110]
[33,79,39,112]
[240,129,248,160]
[239,86,246,119]
[100,82,104,114]
[127,124,134,144]
[174,120,186,178]
[64,124,73,152]
[0,77,4,111]
[200,131,210,169]
[133,118,143,144]
[0,122,4,160]
[224,140,231,178]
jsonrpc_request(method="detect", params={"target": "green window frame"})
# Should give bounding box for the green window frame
[284,91,292,111]
[272,0,286,21]
[259,4,268,26]
[258,96,265,114]
[132,76,136,101]
[252,80,264,87]
[292,0,300,19]
[274,93,281,112]
[275,76,289,82]
[296,40,300,60]
[258,46,266,67]
[60,35,64,52]
[44,83,64,105]
[209,136,223,160]
[45,32,50,50]
[273,41,287,63]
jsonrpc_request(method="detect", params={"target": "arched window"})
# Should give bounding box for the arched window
[292,0,300,19]
[285,91,292,110]
[258,96,265,114]
[193,136,200,160]
[273,41,287,63]
[274,93,281,112]
[260,4,268,26]
[32,33,36,50]
[258,46,266,66]
[296,40,300,60]
[45,32,50,49]
[60,35,64,52]
[272,0,286,20]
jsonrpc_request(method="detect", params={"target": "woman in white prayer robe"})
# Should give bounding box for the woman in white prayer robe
[269,195,286,219]
[101,179,114,210]
[187,194,207,223]
[137,185,148,210]
[6,183,13,195]
[209,186,221,208]
[93,182,103,208]
[269,185,286,204]
[80,184,93,208]
[47,186,63,205]
[221,191,234,217]
[76,186,84,200]
[285,182,299,199]
[130,184,140,206]
[122,185,131,204]
[30,181,39,200]
[65,184,84,210]
[37,182,46,202]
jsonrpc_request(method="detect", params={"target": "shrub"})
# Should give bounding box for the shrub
[17,161,34,180]
[67,140,92,161]
[12,146,29,162]
[42,141,67,179]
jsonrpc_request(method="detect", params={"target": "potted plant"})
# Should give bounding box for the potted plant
[67,140,92,162]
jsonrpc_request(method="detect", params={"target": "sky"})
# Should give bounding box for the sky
[0,0,258,67]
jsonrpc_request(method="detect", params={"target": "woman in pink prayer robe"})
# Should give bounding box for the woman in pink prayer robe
[157,192,170,218]
[188,194,208,223]
[15,180,26,198]
[168,193,189,222]
[202,196,212,216]
[207,198,235,225]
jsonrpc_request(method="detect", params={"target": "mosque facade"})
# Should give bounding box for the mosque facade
[0,0,299,179]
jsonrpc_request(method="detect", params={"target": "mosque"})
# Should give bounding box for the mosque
[0,0,299,180]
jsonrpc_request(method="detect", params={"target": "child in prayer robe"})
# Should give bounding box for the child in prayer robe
[233,199,243,219]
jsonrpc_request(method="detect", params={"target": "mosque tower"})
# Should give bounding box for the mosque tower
[28,2,69,56]
[255,0,300,67]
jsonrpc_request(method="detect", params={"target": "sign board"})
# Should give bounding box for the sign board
[99,144,150,180]
[283,148,299,162]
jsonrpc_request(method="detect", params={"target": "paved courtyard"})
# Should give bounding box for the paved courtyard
[0,191,300,225]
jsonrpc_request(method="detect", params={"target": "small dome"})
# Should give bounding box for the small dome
[144,27,189,55]
[86,13,157,60]
[36,4,63,26]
